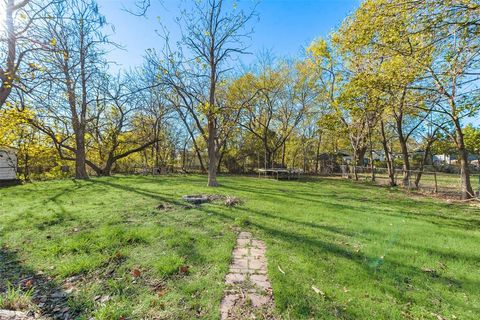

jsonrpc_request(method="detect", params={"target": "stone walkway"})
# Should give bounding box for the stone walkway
[0,310,38,320]
[220,232,275,319]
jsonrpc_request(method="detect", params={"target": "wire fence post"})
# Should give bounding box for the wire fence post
[433,171,438,194]
[478,175,480,199]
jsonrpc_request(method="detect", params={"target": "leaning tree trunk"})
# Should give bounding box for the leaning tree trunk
[193,143,206,173]
[100,161,114,177]
[414,139,435,189]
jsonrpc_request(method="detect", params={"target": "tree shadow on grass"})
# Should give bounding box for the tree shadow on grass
[89,179,186,207]
[81,177,480,317]
[230,201,480,266]
[221,180,480,231]
[198,205,480,317]
[5,179,95,230]
[0,247,83,319]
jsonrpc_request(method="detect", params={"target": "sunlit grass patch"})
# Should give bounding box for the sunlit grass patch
[0,284,34,311]
[152,252,185,277]
[0,175,478,319]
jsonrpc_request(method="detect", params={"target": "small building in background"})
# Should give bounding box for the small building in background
[0,147,18,181]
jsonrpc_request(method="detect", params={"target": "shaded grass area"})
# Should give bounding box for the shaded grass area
[0,175,479,319]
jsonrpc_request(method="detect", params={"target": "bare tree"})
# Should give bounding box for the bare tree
[85,75,167,176]
[0,0,54,109]
[239,60,307,169]
[31,0,110,179]
[151,0,257,186]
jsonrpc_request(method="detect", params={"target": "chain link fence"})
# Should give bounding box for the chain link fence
[336,165,480,199]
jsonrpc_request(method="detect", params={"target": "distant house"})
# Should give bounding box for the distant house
[432,154,453,165]
[0,147,17,181]
[467,154,479,163]
[432,153,479,166]
[337,151,352,163]
[371,150,386,162]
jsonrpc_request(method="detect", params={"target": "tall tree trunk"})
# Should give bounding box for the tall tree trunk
[265,149,272,169]
[352,149,358,181]
[217,141,227,173]
[394,88,410,187]
[368,126,375,181]
[207,32,218,187]
[75,129,88,179]
[454,122,474,199]
[370,149,375,182]
[24,153,30,181]
[182,143,187,172]
[207,116,218,186]
[315,133,321,175]
[380,120,395,186]
[0,0,15,108]
[75,18,89,179]
[303,146,307,173]
[397,125,410,187]
[357,146,367,168]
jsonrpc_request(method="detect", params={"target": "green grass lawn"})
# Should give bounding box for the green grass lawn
[1,175,479,319]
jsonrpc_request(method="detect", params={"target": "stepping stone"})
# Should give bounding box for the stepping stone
[250,275,271,292]
[225,273,245,285]
[231,258,249,269]
[238,232,252,239]
[236,238,250,247]
[220,294,241,319]
[233,248,249,258]
[0,310,36,320]
[248,293,271,308]
[220,231,275,319]
[251,240,266,249]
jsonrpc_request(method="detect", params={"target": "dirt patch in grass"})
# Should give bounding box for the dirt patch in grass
[182,194,243,207]
[155,202,176,212]
[0,248,77,319]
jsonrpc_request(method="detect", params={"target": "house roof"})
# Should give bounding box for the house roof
[0,146,18,152]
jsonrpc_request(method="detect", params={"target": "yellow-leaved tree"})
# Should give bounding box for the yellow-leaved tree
[0,106,67,180]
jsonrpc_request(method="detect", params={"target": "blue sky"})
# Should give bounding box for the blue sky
[97,0,360,71]
[96,0,478,126]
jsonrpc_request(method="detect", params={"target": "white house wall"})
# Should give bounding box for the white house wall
[0,150,17,180]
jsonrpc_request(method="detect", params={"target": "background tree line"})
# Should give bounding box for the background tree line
[1,0,479,198]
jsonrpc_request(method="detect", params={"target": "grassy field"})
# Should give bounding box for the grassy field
[0,175,479,319]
